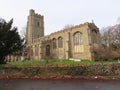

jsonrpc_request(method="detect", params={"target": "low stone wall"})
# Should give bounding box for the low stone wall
[0,63,120,79]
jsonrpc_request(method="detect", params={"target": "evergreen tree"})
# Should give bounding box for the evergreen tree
[0,18,24,64]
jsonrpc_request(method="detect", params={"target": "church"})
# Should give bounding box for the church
[26,9,101,61]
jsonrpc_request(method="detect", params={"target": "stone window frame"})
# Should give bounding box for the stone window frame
[58,36,63,48]
[52,38,57,49]
[73,31,83,45]
[46,45,50,56]
[37,21,40,27]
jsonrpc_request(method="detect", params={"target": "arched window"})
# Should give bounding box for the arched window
[58,37,63,48]
[46,45,50,56]
[53,38,57,49]
[74,32,83,45]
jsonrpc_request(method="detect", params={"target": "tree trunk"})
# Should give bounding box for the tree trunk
[0,56,6,64]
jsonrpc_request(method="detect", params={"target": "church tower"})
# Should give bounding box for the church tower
[26,9,44,44]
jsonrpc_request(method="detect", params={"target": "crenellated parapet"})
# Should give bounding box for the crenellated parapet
[49,22,93,35]
[29,9,44,18]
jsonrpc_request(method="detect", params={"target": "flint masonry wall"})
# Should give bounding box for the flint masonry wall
[0,63,120,78]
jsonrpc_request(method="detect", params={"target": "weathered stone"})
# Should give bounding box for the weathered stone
[26,9,101,61]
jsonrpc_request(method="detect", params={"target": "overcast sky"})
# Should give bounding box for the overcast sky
[0,0,120,35]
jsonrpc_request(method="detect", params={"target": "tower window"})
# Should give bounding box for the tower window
[37,22,40,27]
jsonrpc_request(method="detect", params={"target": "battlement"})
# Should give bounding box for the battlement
[29,9,43,18]
[31,21,99,44]
[50,22,94,35]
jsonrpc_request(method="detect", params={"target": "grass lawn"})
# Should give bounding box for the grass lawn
[6,59,118,67]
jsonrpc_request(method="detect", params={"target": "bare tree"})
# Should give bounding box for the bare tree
[117,17,120,23]
[95,24,120,61]
[101,24,120,48]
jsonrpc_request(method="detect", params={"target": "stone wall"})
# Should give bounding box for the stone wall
[0,63,120,78]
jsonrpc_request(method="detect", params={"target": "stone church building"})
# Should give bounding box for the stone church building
[26,9,101,61]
